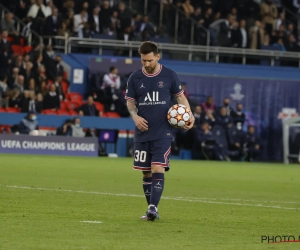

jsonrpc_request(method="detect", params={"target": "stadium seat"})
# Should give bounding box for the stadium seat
[57,110,70,116]
[60,102,68,110]
[104,112,121,118]
[61,80,69,95]
[23,46,32,54]
[68,110,78,116]
[11,45,23,56]
[41,109,57,115]
[94,102,104,112]
[67,92,83,103]
[0,107,6,112]
[66,101,81,111]
[5,107,20,113]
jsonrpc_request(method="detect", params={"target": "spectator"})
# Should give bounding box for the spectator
[45,7,61,36]
[218,14,234,47]
[117,2,132,32]
[77,96,101,116]
[57,21,72,37]
[262,33,270,46]
[230,103,246,130]
[71,117,85,137]
[89,6,101,34]
[54,75,65,101]
[99,0,113,32]
[103,66,121,110]
[0,74,8,106]
[73,9,88,37]
[203,7,214,29]
[193,105,203,128]
[0,45,12,75]
[27,0,49,19]
[249,20,264,49]
[8,89,22,108]
[272,37,286,51]
[11,55,26,76]
[24,62,36,85]
[21,91,42,113]
[64,8,75,33]
[54,55,64,77]
[37,80,49,96]
[202,96,215,114]
[286,34,298,52]
[0,30,12,52]
[260,0,277,35]
[182,0,195,17]
[243,125,260,161]
[216,107,233,129]
[202,110,216,128]
[0,13,16,34]
[275,11,286,31]
[36,93,44,111]
[27,78,37,92]
[136,15,155,40]
[43,84,60,110]
[194,121,226,160]
[14,75,25,93]
[56,118,73,136]
[7,67,19,88]
[232,19,248,49]
[45,0,54,17]
[21,17,33,38]
[223,98,233,116]
[19,111,39,135]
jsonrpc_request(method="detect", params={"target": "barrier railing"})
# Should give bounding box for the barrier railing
[67,37,300,67]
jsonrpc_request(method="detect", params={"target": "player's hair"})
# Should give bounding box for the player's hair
[139,41,159,55]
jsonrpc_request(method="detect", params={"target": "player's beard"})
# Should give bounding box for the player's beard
[144,63,158,74]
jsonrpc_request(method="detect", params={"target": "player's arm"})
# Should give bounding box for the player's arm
[126,100,148,132]
[176,93,195,130]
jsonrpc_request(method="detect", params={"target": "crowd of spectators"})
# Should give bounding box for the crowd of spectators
[172,90,260,162]
[165,0,300,51]
[1,0,300,53]
[1,0,157,43]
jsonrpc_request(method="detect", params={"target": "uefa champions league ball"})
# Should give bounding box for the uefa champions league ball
[167,104,191,128]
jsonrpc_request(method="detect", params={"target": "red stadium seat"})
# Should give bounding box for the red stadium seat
[61,80,69,95]
[5,107,20,113]
[104,112,121,118]
[68,110,78,116]
[94,102,104,112]
[11,45,23,56]
[41,109,57,115]
[23,46,32,54]
[60,102,68,110]
[67,92,83,103]
[0,107,6,112]
[57,110,70,116]
[66,102,80,111]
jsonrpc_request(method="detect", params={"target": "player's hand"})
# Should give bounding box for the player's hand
[183,113,195,130]
[133,115,148,132]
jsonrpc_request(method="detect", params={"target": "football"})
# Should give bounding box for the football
[167,104,191,128]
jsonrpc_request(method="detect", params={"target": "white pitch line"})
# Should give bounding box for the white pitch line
[0,185,298,211]
[81,221,102,224]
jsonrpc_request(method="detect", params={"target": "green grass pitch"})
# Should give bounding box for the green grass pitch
[0,154,299,250]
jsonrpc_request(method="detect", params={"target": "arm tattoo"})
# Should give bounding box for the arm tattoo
[127,101,138,118]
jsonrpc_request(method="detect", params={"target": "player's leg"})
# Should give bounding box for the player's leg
[142,170,152,205]
[132,142,152,220]
[147,139,171,221]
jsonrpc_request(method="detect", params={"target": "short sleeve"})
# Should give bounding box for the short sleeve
[125,74,136,102]
[171,70,184,97]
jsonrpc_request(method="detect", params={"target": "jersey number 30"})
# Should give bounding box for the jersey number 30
[134,150,146,162]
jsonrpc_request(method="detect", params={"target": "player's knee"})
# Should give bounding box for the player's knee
[143,171,152,178]
[151,165,165,173]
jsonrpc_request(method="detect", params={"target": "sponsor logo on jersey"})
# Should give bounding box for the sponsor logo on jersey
[157,81,164,88]
[139,91,166,106]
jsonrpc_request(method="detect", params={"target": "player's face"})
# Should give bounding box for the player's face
[141,52,160,74]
